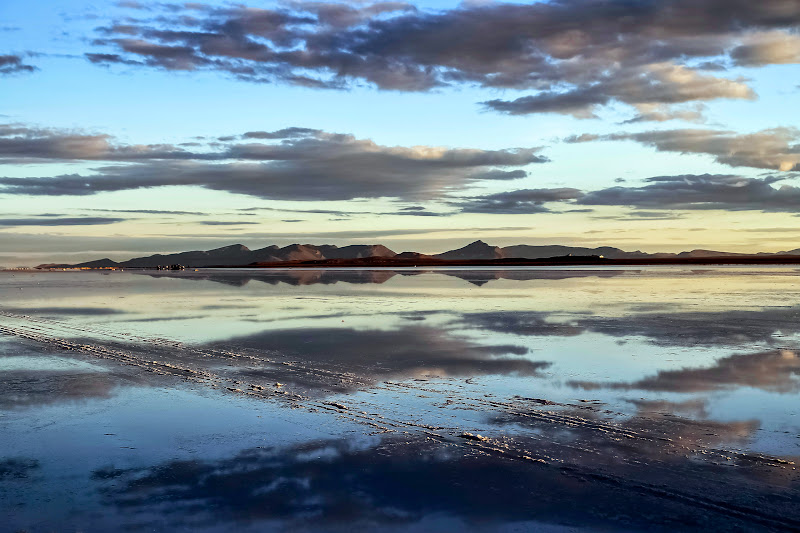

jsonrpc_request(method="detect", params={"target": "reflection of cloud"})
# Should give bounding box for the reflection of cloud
[92,432,799,532]
[463,305,800,347]
[626,398,709,419]
[0,370,118,409]
[570,350,800,393]
[209,326,545,391]
[456,312,584,336]
[0,458,39,479]
[491,403,760,457]
[0,306,125,316]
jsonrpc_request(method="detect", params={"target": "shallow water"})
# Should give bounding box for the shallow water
[1,267,799,531]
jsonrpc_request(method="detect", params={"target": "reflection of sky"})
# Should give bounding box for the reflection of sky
[2,268,800,530]
[1,382,369,532]
[2,268,800,453]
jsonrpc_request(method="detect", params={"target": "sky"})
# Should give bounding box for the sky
[1,0,799,266]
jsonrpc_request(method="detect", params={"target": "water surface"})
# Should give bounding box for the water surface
[1,267,798,531]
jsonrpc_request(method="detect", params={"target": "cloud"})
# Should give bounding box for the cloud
[0,54,37,75]
[86,208,206,215]
[0,125,546,201]
[621,103,707,124]
[241,128,321,140]
[84,0,800,117]
[455,188,584,214]
[731,31,800,66]
[199,221,259,225]
[484,64,753,118]
[577,174,800,212]
[483,89,610,119]
[0,217,125,227]
[566,127,800,171]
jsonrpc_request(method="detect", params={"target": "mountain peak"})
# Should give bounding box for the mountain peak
[209,244,251,253]
[435,240,503,260]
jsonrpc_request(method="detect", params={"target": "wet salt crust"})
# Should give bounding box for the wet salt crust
[1,267,799,532]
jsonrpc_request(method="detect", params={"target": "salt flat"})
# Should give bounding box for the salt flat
[1,267,799,532]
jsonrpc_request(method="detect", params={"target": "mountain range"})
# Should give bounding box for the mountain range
[37,240,800,269]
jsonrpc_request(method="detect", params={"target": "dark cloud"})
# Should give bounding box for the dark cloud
[241,128,322,139]
[565,127,800,171]
[592,211,686,221]
[0,217,125,227]
[86,208,206,215]
[0,54,36,75]
[730,32,800,66]
[0,123,198,162]
[0,125,545,201]
[577,174,800,212]
[455,188,584,214]
[84,0,800,117]
[483,90,611,119]
[199,221,259,225]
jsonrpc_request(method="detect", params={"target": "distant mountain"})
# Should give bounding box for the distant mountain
[500,244,651,260]
[122,244,254,268]
[38,240,800,269]
[45,243,399,268]
[434,241,652,260]
[324,245,396,259]
[675,249,747,258]
[73,258,122,268]
[435,240,503,260]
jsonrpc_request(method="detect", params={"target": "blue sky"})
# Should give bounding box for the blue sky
[1,0,799,265]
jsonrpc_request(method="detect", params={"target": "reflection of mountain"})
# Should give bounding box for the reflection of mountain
[141,268,628,287]
[208,326,546,391]
[146,269,400,286]
[250,269,399,286]
[438,268,627,286]
[92,433,800,532]
[570,349,800,393]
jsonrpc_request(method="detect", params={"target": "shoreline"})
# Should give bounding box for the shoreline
[24,254,800,271]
